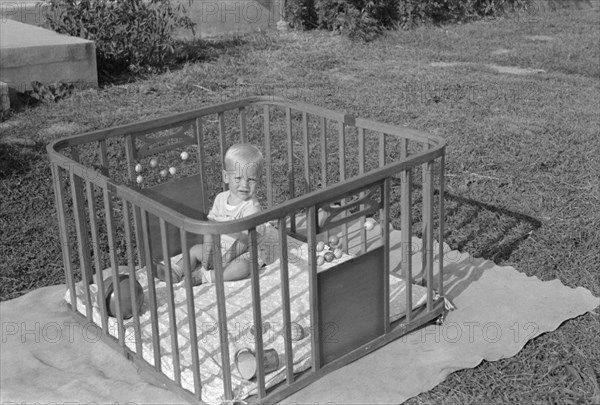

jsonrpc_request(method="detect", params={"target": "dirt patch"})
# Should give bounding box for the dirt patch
[486,64,546,75]
[429,61,461,68]
[524,35,556,42]
[430,61,546,75]
[491,48,513,55]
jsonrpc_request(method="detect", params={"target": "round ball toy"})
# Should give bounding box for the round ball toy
[134,163,143,173]
[364,217,377,231]
[316,255,325,266]
[159,169,168,178]
[333,248,343,259]
[136,175,143,184]
[150,158,158,168]
[169,166,177,175]
[104,274,144,320]
[324,251,335,262]
[328,235,339,247]
[316,241,325,252]
[180,151,190,161]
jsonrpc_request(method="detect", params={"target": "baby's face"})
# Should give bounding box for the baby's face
[223,159,260,204]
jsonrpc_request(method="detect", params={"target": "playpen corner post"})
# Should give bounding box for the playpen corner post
[50,161,77,310]
[68,148,95,322]
[438,152,446,296]
[421,143,435,310]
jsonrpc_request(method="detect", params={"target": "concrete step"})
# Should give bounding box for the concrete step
[0,19,97,92]
[0,0,48,26]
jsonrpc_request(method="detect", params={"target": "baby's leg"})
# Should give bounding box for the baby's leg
[222,258,252,281]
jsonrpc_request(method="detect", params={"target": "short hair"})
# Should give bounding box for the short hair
[224,143,264,174]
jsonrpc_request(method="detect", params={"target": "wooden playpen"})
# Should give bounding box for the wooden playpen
[47,96,447,404]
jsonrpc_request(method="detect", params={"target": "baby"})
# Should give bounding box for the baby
[156,143,266,285]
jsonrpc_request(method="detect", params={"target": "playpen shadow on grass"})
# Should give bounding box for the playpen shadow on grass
[385,181,542,302]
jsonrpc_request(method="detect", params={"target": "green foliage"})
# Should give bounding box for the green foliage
[286,0,532,40]
[44,0,196,76]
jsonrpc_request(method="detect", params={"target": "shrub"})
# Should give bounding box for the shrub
[44,0,196,77]
[286,0,532,40]
[286,0,319,29]
[397,0,531,27]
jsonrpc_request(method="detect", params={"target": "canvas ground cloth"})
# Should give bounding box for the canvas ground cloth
[1,239,598,404]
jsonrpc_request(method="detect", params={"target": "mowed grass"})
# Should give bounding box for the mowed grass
[1,5,599,404]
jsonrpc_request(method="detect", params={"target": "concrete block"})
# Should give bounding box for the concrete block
[0,19,97,91]
[0,0,49,27]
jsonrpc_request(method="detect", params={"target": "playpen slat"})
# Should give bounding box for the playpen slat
[249,228,267,398]
[379,132,386,167]
[438,154,445,297]
[338,121,348,250]
[400,139,413,322]
[307,206,321,371]
[159,219,181,385]
[264,105,273,208]
[210,233,232,400]
[125,134,144,267]
[286,107,296,233]
[303,112,310,193]
[103,187,126,346]
[219,112,227,191]
[86,180,109,335]
[320,117,329,240]
[194,118,209,214]
[239,107,247,143]
[98,139,109,177]
[379,133,386,242]
[51,164,77,312]
[358,127,367,253]
[123,201,143,356]
[140,209,162,371]
[383,177,391,333]
[179,230,204,398]
[422,145,435,310]
[277,218,295,384]
[69,149,94,322]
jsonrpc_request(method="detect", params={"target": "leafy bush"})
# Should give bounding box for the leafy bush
[286,0,531,40]
[397,0,531,27]
[286,0,319,29]
[44,0,195,77]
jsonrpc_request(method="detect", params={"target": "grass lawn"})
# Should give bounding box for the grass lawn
[1,5,599,404]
